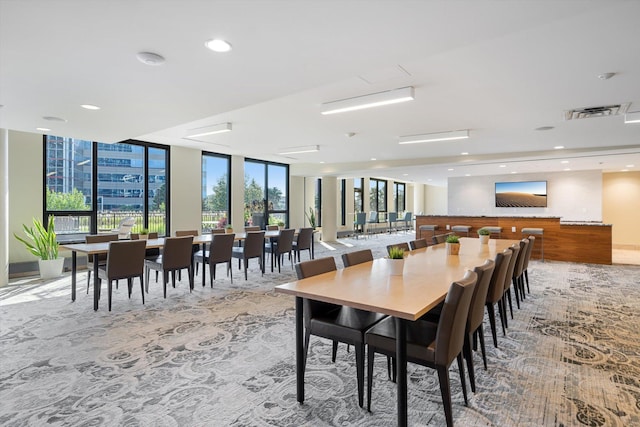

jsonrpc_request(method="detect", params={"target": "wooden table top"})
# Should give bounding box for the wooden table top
[275,237,518,321]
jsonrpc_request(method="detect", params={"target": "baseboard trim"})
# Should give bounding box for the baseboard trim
[613,244,640,251]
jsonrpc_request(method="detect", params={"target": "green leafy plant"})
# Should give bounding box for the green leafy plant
[277,220,285,227]
[140,228,149,235]
[225,224,233,229]
[305,207,316,229]
[388,246,405,259]
[478,228,490,236]
[445,235,460,244]
[14,216,59,260]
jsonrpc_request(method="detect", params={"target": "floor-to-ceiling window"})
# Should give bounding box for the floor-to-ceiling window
[369,178,387,220]
[394,182,406,213]
[201,152,231,231]
[354,178,364,214]
[244,159,289,228]
[44,137,169,238]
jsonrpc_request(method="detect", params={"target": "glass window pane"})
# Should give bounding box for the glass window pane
[245,161,266,227]
[97,142,144,234]
[45,136,92,212]
[202,154,230,231]
[149,147,167,236]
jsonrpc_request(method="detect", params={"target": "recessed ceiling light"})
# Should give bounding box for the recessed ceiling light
[554,145,565,150]
[42,116,67,122]
[36,127,51,132]
[399,129,469,144]
[322,87,414,115]
[561,160,569,164]
[186,122,232,138]
[564,168,572,171]
[81,104,100,110]
[535,126,554,131]
[621,169,629,172]
[136,51,165,66]
[499,164,506,168]
[427,179,432,182]
[402,173,408,176]
[625,111,640,124]
[370,157,376,161]
[511,171,517,174]
[277,145,319,155]
[205,39,232,52]
[625,164,635,168]
[597,72,615,80]
[447,168,454,171]
[461,152,469,156]
[319,161,325,164]
[465,174,471,177]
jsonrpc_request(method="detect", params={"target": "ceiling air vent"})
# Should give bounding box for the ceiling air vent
[564,102,630,120]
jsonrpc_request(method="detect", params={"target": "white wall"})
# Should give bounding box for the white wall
[170,146,202,233]
[230,155,245,229]
[289,175,305,229]
[447,170,603,221]
[1,129,9,286]
[425,185,447,215]
[8,131,43,264]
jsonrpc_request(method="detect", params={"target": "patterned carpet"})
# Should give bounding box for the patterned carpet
[1,233,639,426]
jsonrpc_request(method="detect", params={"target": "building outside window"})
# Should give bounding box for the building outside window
[369,178,387,220]
[244,159,289,228]
[202,153,231,231]
[394,182,406,213]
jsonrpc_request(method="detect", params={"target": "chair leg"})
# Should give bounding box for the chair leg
[145,267,150,293]
[127,278,132,298]
[355,344,365,408]
[463,333,476,393]
[163,271,168,298]
[331,340,338,363]
[456,353,469,406]
[506,290,514,319]
[437,365,454,427]
[512,278,521,309]
[303,329,311,375]
[524,269,530,293]
[244,259,248,280]
[108,280,113,312]
[86,270,91,294]
[498,299,508,333]
[478,327,488,370]
[367,348,375,412]
[228,262,233,284]
[486,303,498,348]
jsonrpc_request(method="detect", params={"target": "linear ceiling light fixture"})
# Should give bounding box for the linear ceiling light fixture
[398,129,469,144]
[277,145,319,155]
[624,111,640,124]
[186,122,232,138]
[321,86,414,115]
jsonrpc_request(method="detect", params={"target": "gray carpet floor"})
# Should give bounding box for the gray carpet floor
[1,232,639,426]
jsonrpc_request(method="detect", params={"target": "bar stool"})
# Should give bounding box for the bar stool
[481,226,502,238]
[521,227,544,261]
[452,225,471,236]
[419,225,438,240]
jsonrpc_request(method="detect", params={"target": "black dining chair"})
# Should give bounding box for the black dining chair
[194,232,235,286]
[232,231,265,280]
[144,236,195,298]
[484,249,512,348]
[292,227,313,262]
[296,256,387,408]
[97,240,147,311]
[365,270,477,427]
[409,238,428,250]
[265,228,295,272]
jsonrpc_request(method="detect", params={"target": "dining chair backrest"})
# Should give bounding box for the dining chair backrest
[402,211,412,222]
[106,240,147,279]
[486,249,512,304]
[342,249,373,267]
[435,270,477,366]
[277,228,296,253]
[386,242,409,256]
[210,228,225,234]
[209,233,235,264]
[176,229,198,237]
[468,259,495,332]
[295,256,337,280]
[355,212,367,226]
[432,233,453,245]
[513,239,529,278]
[409,238,428,250]
[266,225,280,231]
[244,226,261,232]
[523,235,535,270]
[295,227,313,251]
[243,231,265,257]
[387,212,397,223]
[86,233,119,262]
[503,244,521,291]
[161,236,194,269]
[131,232,158,240]
[367,211,378,223]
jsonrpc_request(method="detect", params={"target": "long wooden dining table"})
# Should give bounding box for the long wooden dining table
[61,230,293,311]
[275,237,518,426]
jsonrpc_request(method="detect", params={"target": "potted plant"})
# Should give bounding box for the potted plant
[277,220,285,230]
[14,216,64,279]
[138,228,150,240]
[478,228,490,244]
[225,224,233,234]
[387,246,405,275]
[445,234,461,255]
[305,207,316,229]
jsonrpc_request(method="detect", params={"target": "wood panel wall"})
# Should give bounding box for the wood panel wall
[415,216,612,264]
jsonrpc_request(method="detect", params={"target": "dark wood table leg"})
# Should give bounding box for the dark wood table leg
[71,251,77,302]
[202,243,207,287]
[396,318,407,427]
[93,256,99,311]
[296,296,304,403]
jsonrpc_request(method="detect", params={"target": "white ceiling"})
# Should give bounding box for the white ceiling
[1,0,639,186]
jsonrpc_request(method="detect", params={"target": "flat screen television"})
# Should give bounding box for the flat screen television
[495,181,547,208]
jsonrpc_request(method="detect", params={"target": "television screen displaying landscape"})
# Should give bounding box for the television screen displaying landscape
[495,181,547,207]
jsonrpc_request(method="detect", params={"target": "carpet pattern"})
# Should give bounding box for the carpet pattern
[1,234,639,426]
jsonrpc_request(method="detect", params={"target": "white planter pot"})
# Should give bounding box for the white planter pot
[39,258,65,279]
[479,235,490,244]
[387,258,405,276]
[139,234,149,240]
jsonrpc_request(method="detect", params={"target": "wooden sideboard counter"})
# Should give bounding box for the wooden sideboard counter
[415,215,612,264]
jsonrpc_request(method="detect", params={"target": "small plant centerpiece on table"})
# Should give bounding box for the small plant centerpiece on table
[225,224,233,234]
[14,216,64,279]
[277,220,285,230]
[445,234,461,255]
[478,228,490,244]
[387,246,406,276]
[138,228,150,240]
